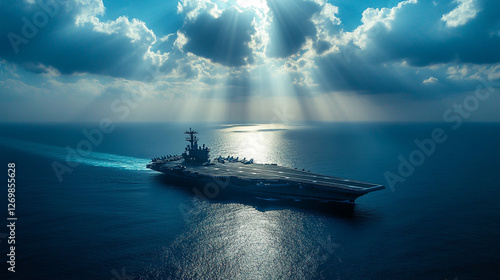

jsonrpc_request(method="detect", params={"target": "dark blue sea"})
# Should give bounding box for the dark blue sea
[1,122,499,279]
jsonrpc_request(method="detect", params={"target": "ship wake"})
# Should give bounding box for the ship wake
[0,137,148,171]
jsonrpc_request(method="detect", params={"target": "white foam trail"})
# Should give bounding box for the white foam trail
[0,137,149,171]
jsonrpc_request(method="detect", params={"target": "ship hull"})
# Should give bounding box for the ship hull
[158,171,362,202]
[149,160,384,203]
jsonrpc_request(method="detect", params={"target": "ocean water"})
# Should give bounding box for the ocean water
[0,122,499,279]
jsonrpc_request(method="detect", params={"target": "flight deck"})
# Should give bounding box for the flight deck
[158,159,384,194]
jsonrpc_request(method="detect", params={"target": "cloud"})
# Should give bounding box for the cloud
[423,76,438,84]
[350,0,500,66]
[1,0,500,110]
[441,0,479,27]
[312,44,483,96]
[313,47,413,94]
[180,8,256,67]
[0,0,163,79]
[265,0,321,58]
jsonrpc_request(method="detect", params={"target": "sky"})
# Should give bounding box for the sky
[0,0,499,123]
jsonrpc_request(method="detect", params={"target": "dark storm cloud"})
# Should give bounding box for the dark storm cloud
[0,0,153,79]
[364,0,500,66]
[181,8,255,67]
[266,0,321,58]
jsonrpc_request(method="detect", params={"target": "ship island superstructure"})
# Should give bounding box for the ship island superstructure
[147,128,385,203]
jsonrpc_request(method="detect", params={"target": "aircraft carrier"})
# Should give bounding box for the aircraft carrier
[147,128,385,203]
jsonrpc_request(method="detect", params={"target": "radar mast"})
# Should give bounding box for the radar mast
[182,128,210,163]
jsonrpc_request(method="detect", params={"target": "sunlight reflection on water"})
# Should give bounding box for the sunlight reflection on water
[207,124,305,165]
[146,198,336,280]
